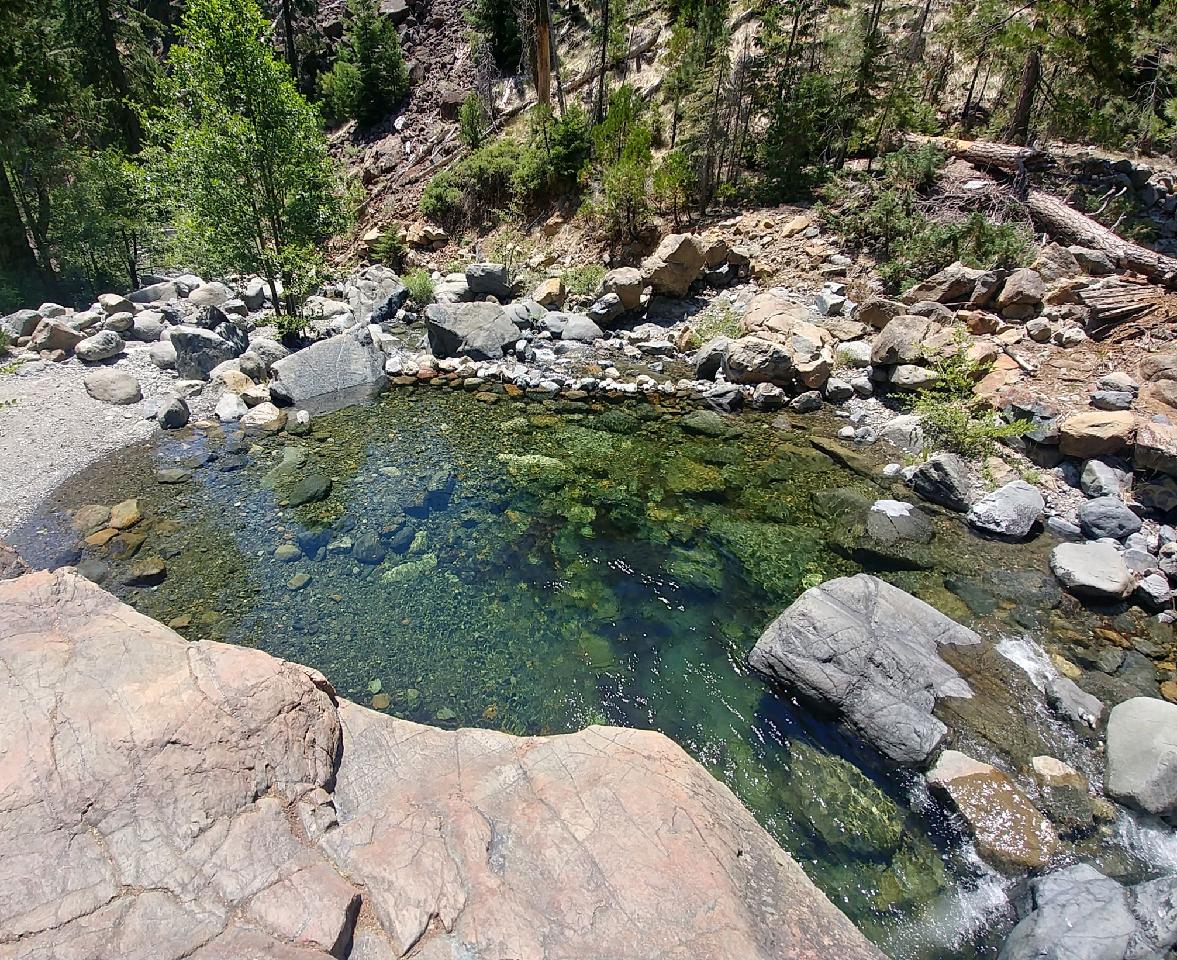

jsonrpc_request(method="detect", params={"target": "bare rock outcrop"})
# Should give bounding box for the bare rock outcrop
[0,569,884,960]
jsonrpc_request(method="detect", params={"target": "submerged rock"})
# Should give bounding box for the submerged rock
[748,574,979,765]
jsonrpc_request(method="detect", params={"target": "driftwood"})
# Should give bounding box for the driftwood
[1079,282,1168,338]
[910,134,1177,289]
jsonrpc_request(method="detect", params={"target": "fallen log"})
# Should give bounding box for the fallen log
[911,134,1177,289]
[906,134,1053,173]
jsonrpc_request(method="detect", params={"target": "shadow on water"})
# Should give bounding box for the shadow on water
[15,386,1128,960]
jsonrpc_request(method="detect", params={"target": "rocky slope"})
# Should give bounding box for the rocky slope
[0,567,884,960]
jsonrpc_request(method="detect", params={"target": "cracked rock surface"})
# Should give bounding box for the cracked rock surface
[0,568,883,960]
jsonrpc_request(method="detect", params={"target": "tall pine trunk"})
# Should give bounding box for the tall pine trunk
[1006,47,1040,145]
[0,164,36,278]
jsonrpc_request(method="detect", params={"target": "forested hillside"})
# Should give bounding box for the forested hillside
[1,0,1176,311]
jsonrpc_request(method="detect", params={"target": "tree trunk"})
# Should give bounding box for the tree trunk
[0,163,36,276]
[280,0,299,83]
[535,0,551,109]
[960,43,987,128]
[1006,47,1040,145]
[94,0,142,153]
[905,133,1053,172]
[594,0,610,122]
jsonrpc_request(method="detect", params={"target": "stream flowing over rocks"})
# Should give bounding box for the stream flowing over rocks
[0,568,885,960]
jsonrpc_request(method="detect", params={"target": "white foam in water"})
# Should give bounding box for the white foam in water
[995,634,1057,692]
[883,842,1011,958]
[1116,810,1177,874]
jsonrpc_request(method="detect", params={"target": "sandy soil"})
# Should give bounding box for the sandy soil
[0,345,213,538]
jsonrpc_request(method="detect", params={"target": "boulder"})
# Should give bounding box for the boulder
[1106,697,1177,820]
[871,315,933,365]
[83,369,141,405]
[1134,420,1177,477]
[240,401,287,433]
[996,268,1046,308]
[927,751,1059,872]
[368,283,410,324]
[722,336,793,385]
[130,311,166,342]
[586,292,624,326]
[2,308,42,338]
[104,311,137,334]
[1049,542,1134,600]
[541,311,604,342]
[157,396,190,430]
[911,453,972,511]
[693,337,731,379]
[244,337,290,373]
[903,261,987,305]
[1080,459,1126,498]
[967,480,1044,539]
[241,277,268,310]
[426,302,519,360]
[865,499,933,544]
[854,297,904,329]
[0,569,886,960]
[170,326,239,381]
[269,328,385,403]
[465,262,513,299]
[97,292,135,316]
[215,393,248,423]
[187,280,233,307]
[748,574,980,764]
[998,864,1177,960]
[74,330,125,363]
[641,234,705,297]
[533,277,566,309]
[149,340,177,370]
[1058,411,1136,458]
[601,266,644,310]
[28,318,85,354]
[1069,246,1116,275]
[1077,495,1142,540]
[129,280,179,303]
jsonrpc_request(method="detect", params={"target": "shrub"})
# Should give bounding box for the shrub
[459,93,490,149]
[402,267,435,305]
[909,328,1033,458]
[819,146,1032,292]
[683,301,741,348]
[318,60,362,125]
[560,264,605,298]
[0,327,9,355]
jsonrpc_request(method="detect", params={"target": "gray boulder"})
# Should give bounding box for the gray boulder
[693,337,731,379]
[425,302,517,360]
[157,396,190,430]
[1080,460,1127,498]
[74,330,125,363]
[1069,246,1117,275]
[871,314,932,365]
[130,312,166,342]
[83,369,141,405]
[3,308,42,338]
[911,453,972,511]
[996,268,1046,308]
[541,312,604,342]
[369,283,410,324]
[1106,697,1177,821]
[1078,496,1142,541]
[748,574,979,764]
[967,480,1044,539]
[149,340,177,370]
[128,280,179,303]
[170,326,238,381]
[586,293,625,326]
[641,234,705,297]
[188,281,233,307]
[602,267,644,310]
[1049,542,1134,600]
[244,337,290,373]
[465,262,513,299]
[269,328,385,404]
[999,864,1177,960]
[723,336,793,385]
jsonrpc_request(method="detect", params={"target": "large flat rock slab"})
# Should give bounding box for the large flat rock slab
[0,569,884,960]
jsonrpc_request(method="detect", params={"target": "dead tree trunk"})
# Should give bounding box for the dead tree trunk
[535,0,552,109]
[1006,47,1040,145]
[905,133,1052,171]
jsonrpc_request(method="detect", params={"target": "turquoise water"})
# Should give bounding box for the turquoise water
[17,388,1071,958]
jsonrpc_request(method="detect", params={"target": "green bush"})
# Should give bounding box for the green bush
[909,328,1033,458]
[459,93,490,149]
[402,267,435,305]
[0,327,10,355]
[560,264,605,298]
[318,60,363,125]
[819,147,1032,292]
[684,300,741,348]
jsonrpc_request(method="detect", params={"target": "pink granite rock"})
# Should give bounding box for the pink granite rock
[0,569,884,960]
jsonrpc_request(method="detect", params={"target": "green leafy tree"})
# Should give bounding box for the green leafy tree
[468,0,522,71]
[151,0,349,313]
[459,92,491,148]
